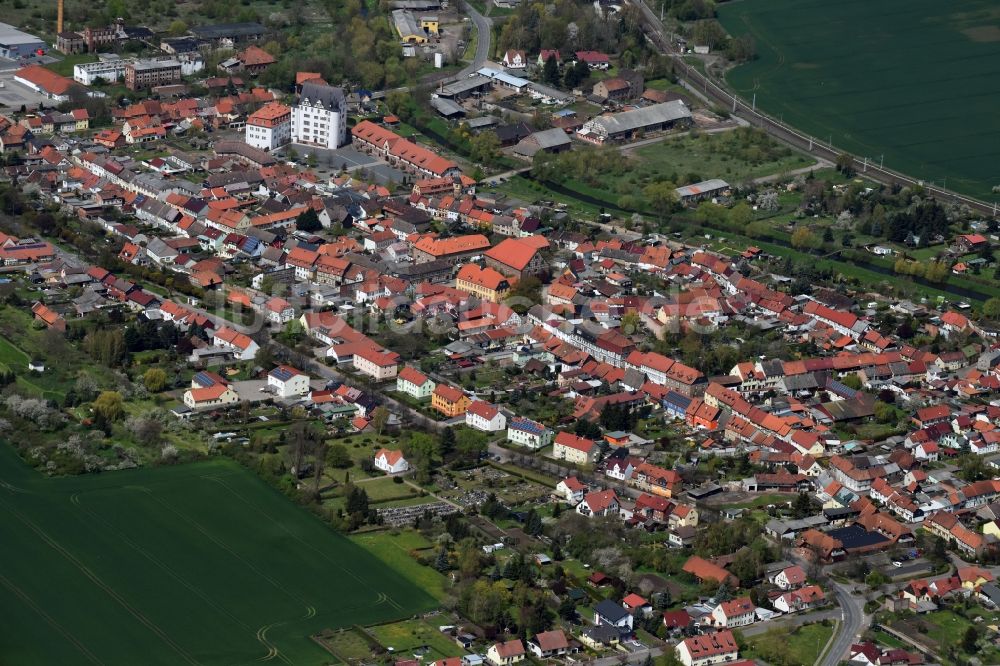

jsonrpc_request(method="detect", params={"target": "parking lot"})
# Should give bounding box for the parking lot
[274,145,406,184]
[0,71,51,110]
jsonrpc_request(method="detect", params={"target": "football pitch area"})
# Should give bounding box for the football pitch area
[0,444,435,665]
[719,0,1000,201]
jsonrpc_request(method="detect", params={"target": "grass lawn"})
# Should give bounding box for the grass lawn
[0,443,435,665]
[359,476,421,503]
[367,618,464,659]
[0,334,28,367]
[871,629,906,649]
[629,132,813,185]
[746,622,834,666]
[316,627,375,661]
[46,53,98,77]
[719,0,1000,201]
[351,530,448,601]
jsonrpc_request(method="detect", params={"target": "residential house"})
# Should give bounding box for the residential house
[553,431,599,464]
[773,585,825,613]
[374,448,409,474]
[431,383,471,417]
[577,489,619,518]
[353,346,401,381]
[675,631,739,666]
[771,565,807,590]
[555,476,587,504]
[396,366,435,399]
[527,630,568,658]
[502,49,527,69]
[709,597,756,629]
[507,417,554,449]
[622,593,652,618]
[267,365,310,398]
[213,326,260,360]
[182,384,239,411]
[466,401,507,431]
[486,639,525,666]
[593,598,633,633]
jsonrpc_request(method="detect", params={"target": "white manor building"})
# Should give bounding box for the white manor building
[291,82,347,149]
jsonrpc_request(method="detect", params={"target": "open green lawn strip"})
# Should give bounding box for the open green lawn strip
[351,531,448,601]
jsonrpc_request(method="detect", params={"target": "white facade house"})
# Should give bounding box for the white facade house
[771,565,806,590]
[213,326,259,360]
[555,476,586,504]
[374,448,409,474]
[396,366,435,399]
[502,49,527,69]
[675,631,739,666]
[553,432,598,465]
[353,347,400,381]
[245,102,292,151]
[267,365,310,398]
[773,586,825,614]
[507,417,554,449]
[709,598,756,629]
[466,401,507,432]
[292,82,347,149]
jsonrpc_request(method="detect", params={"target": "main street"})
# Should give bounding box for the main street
[819,579,866,666]
[627,0,997,219]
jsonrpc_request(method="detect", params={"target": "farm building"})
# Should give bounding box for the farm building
[577,101,691,144]
[675,179,730,203]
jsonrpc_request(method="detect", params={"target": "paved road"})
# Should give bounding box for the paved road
[819,579,867,666]
[627,0,998,218]
[486,441,646,499]
[456,1,493,79]
[741,607,840,637]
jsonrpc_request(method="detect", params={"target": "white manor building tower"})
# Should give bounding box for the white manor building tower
[291,82,347,149]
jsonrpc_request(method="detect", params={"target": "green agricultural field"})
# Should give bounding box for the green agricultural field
[0,444,435,666]
[719,0,1000,201]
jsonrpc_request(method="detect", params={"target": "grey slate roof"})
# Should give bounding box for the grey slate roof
[299,83,346,111]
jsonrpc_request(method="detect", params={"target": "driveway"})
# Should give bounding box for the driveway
[230,380,276,403]
[456,1,492,79]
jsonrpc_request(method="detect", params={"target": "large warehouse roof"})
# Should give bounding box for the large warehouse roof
[586,100,691,135]
[0,22,44,47]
